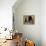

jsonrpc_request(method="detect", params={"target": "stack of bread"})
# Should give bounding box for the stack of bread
[25,40,35,46]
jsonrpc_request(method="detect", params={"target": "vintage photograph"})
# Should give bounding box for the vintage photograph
[23,15,35,24]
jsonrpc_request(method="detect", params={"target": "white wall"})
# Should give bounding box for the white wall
[41,0,46,46]
[13,0,41,46]
[0,0,16,29]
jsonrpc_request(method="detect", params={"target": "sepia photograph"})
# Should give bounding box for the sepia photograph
[23,15,35,24]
